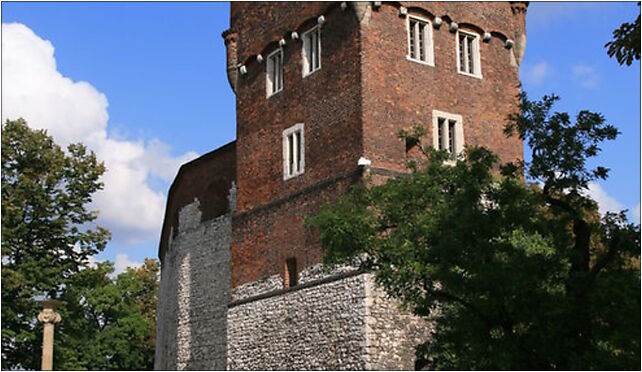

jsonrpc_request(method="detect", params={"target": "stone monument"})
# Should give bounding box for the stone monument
[37,299,62,371]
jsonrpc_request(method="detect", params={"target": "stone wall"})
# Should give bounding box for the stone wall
[227,273,369,370]
[364,275,434,370]
[154,199,232,370]
[226,272,431,370]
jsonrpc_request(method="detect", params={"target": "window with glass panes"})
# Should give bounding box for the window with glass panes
[302,26,321,76]
[407,16,433,65]
[266,48,284,96]
[283,123,305,179]
[457,31,481,77]
[433,111,464,161]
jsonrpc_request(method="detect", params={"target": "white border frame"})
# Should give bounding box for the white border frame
[432,110,464,164]
[282,123,305,180]
[302,25,322,78]
[406,15,435,66]
[455,30,482,79]
[266,48,284,98]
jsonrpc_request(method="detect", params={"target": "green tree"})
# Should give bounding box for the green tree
[307,94,640,369]
[1,118,110,369]
[605,3,640,66]
[54,259,159,370]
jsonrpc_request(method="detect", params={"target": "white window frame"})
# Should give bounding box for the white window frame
[432,110,464,164]
[302,25,322,77]
[282,123,305,180]
[406,15,434,66]
[456,30,482,79]
[266,48,284,97]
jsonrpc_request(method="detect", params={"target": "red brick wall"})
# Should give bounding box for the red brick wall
[227,2,526,288]
[361,2,524,174]
[231,3,364,286]
[159,141,236,262]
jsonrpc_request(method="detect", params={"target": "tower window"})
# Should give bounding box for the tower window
[283,123,305,180]
[302,26,321,76]
[432,111,464,162]
[407,16,434,66]
[266,48,284,97]
[457,31,481,78]
[285,257,298,288]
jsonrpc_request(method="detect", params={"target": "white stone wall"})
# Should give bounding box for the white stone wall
[226,272,432,370]
[364,274,434,370]
[227,273,369,370]
[155,199,231,370]
[155,198,431,370]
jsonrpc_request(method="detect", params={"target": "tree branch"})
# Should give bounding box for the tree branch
[428,287,494,330]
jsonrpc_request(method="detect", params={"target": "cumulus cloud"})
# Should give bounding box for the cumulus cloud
[522,61,550,85]
[1,23,197,245]
[113,254,142,276]
[572,64,600,89]
[85,254,141,277]
[587,182,625,216]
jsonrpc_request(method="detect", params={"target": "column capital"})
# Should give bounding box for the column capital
[38,308,61,324]
[38,299,62,324]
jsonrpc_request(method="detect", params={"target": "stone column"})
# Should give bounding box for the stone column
[38,300,62,371]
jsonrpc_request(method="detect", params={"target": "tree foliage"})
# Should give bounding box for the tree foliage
[307,94,640,370]
[1,119,158,370]
[54,259,159,370]
[1,118,110,369]
[605,4,641,66]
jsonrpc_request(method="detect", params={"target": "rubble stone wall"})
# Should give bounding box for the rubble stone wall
[154,200,232,370]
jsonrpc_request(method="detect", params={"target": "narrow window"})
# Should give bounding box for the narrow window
[409,19,416,58]
[302,26,321,76]
[407,16,433,65]
[448,120,456,159]
[283,123,305,180]
[295,131,301,171]
[285,257,298,288]
[459,34,466,71]
[437,118,445,151]
[288,133,294,175]
[467,37,474,73]
[432,111,464,162]
[267,48,284,97]
[418,22,425,61]
[457,31,481,77]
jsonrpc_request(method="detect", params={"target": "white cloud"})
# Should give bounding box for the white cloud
[85,254,141,277]
[572,64,600,89]
[113,254,142,276]
[522,61,550,85]
[587,182,625,216]
[1,23,197,245]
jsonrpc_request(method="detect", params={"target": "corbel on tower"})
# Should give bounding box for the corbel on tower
[509,1,528,66]
[222,29,239,94]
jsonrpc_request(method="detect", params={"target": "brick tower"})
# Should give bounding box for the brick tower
[155,2,527,370]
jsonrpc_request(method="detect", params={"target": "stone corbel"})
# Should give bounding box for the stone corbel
[222,30,239,94]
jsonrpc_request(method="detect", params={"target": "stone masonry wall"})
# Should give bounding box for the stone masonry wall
[155,199,231,370]
[364,274,434,370]
[227,273,369,370]
[227,272,432,370]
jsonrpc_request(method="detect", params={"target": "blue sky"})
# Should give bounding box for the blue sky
[2,2,639,273]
